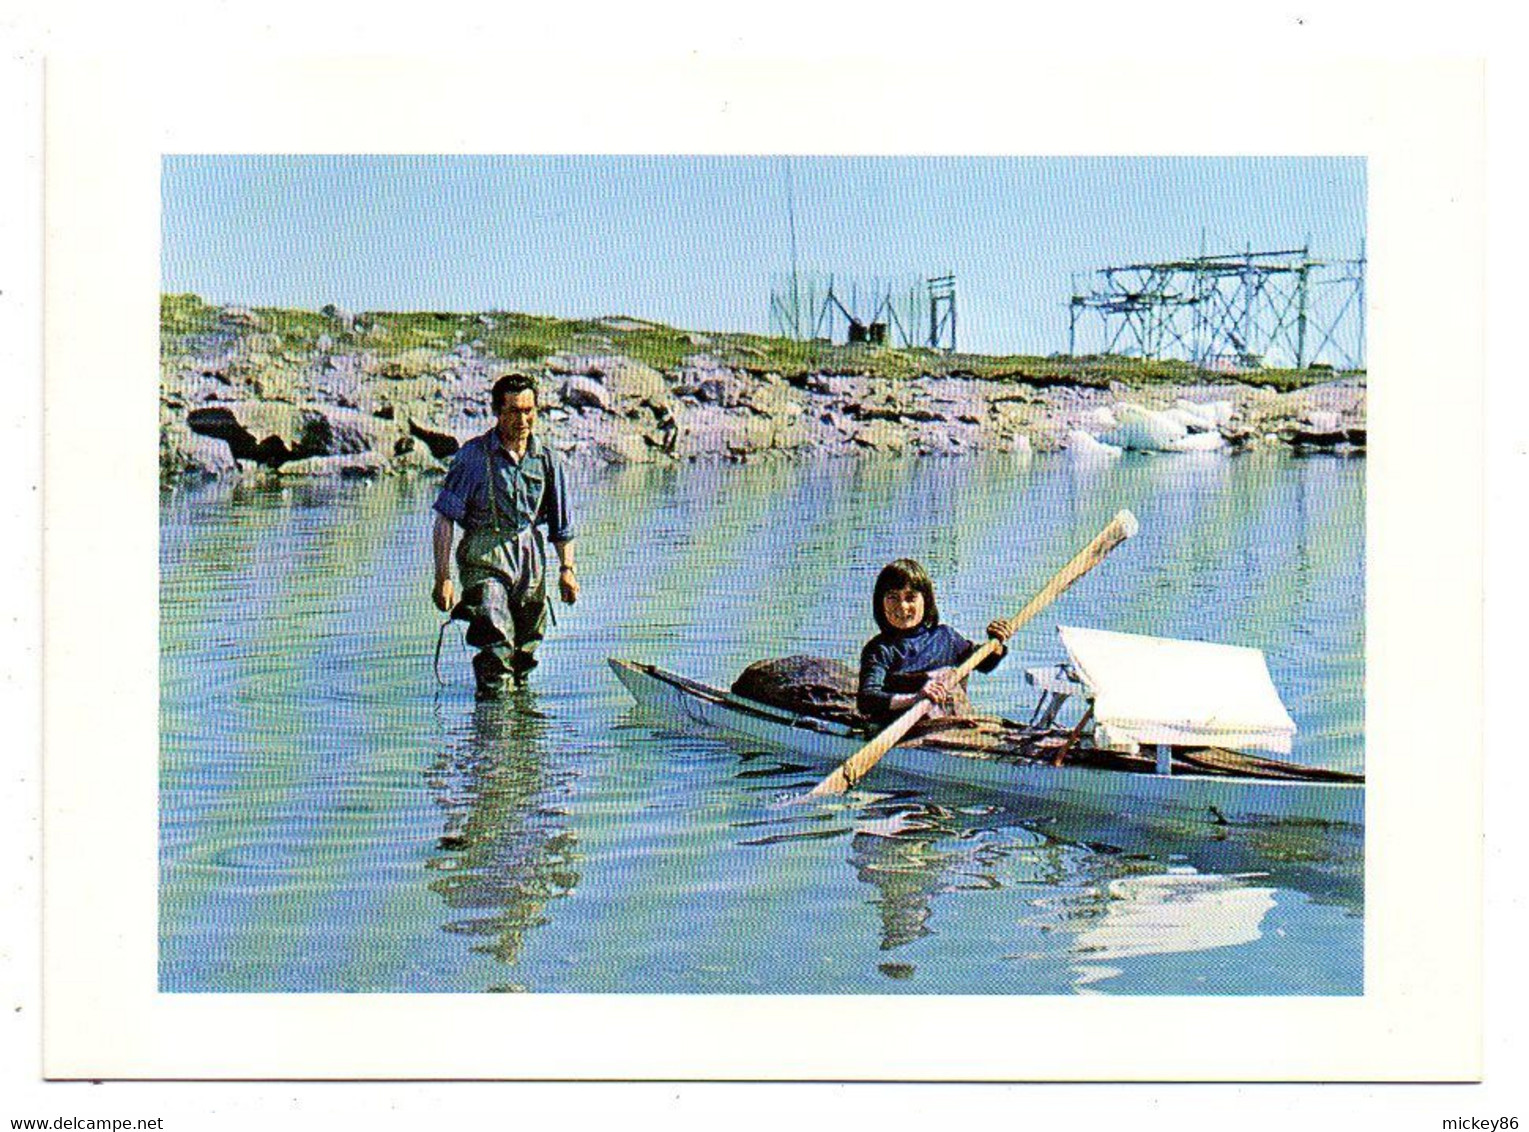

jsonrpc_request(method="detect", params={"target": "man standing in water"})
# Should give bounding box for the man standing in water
[431,372,579,700]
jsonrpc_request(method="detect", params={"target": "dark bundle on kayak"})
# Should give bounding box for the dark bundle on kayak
[730,655,867,726]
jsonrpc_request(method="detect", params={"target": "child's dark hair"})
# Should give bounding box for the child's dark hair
[491,372,539,412]
[872,558,939,633]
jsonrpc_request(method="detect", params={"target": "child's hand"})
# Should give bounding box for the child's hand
[920,668,959,705]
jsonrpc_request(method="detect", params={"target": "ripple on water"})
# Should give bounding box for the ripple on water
[160,457,1365,993]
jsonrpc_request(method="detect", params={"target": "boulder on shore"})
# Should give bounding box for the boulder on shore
[273,454,385,478]
[158,308,1368,475]
[160,415,239,478]
[560,375,614,412]
[186,402,405,466]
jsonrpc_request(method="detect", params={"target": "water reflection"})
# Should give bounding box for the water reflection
[847,804,1068,960]
[1068,869,1276,960]
[424,693,581,969]
[162,453,1363,993]
[801,791,1357,990]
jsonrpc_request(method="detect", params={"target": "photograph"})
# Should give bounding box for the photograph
[155,154,1368,997]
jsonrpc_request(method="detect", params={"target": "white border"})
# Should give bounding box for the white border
[42,57,1483,1081]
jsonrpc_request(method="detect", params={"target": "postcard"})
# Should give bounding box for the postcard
[42,57,1483,1081]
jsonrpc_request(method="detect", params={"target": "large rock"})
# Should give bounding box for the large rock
[313,355,370,409]
[672,405,762,459]
[391,439,448,474]
[550,404,651,464]
[553,354,670,408]
[849,396,944,424]
[186,402,307,463]
[607,359,669,406]
[375,348,448,380]
[852,420,907,454]
[160,414,238,478]
[170,369,235,407]
[678,376,734,405]
[740,380,803,419]
[185,402,404,465]
[560,375,613,412]
[219,305,264,329]
[593,431,653,465]
[308,405,407,455]
[408,417,467,459]
[273,454,384,478]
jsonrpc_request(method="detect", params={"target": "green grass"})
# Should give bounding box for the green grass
[160,293,222,338]
[161,294,1361,392]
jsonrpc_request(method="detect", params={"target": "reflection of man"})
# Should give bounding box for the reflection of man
[431,373,579,700]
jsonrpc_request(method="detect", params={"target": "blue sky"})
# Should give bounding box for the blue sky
[162,155,1364,355]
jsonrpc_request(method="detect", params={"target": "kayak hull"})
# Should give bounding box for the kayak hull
[608,658,1364,829]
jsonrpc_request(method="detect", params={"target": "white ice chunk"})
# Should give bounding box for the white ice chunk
[1067,430,1123,461]
[1164,431,1227,452]
[1175,397,1234,427]
[1164,407,1213,432]
[1099,403,1189,451]
[1085,406,1119,431]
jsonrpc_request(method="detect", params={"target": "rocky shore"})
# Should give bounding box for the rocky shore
[159,296,1366,481]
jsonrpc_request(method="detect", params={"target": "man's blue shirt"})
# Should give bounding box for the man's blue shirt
[432,429,574,543]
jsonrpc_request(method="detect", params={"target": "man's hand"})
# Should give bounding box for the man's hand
[558,567,580,605]
[432,576,456,613]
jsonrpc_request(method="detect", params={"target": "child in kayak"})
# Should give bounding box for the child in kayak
[858,558,1013,724]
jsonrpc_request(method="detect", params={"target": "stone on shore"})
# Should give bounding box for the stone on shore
[375,348,449,380]
[158,300,1368,479]
[219,305,264,329]
[560,375,614,412]
[185,402,405,466]
[594,431,654,464]
[160,414,239,478]
[551,354,670,407]
[273,454,385,478]
[852,420,907,454]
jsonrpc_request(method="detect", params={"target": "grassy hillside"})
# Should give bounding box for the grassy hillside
[161,294,1356,394]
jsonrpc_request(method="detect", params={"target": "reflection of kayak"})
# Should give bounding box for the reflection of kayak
[1069,870,1277,962]
[607,658,1364,829]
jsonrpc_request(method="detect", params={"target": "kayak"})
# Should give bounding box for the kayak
[607,658,1364,828]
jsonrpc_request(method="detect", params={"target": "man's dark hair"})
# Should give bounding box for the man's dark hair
[491,372,539,412]
[872,557,940,634]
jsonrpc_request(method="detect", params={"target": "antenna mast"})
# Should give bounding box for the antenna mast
[785,157,801,338]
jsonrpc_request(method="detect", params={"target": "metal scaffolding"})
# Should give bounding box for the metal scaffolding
[770,272,958,352]
[1067,243,1366,370]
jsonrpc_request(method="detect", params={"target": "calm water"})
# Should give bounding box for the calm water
[160,451,1364,994]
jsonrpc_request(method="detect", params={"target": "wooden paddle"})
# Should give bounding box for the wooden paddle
[805,509,1140,798]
